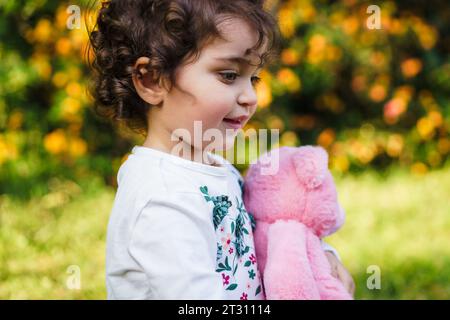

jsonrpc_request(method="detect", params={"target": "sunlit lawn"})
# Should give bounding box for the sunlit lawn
[329,164,450,299]
[1,165,449,299]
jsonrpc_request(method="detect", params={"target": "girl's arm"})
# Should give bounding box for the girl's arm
[127,199,225,299]
[320,240,355,297]
[321,240,341,261]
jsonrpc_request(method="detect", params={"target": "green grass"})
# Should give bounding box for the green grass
[0,176,112,299]
[328,165,450,299]
[1,166,449,299]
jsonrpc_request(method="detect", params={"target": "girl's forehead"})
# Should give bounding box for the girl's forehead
[202,20,267,66]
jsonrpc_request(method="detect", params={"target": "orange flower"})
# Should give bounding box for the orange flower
[33,19,53,43]
[410,162,428,176]
[61,97,82,120]
[276,68,301,93]
[383,98,407,124]
[278,7,295,38]
[307,34,327,64]
[44,129,67,155]
[52,72,69,88]
[8,111,24,130]
[386,134,404,157]
[280,131,298,147]
[331,155,349,173]
[256,81,272,109]
[437,138,450,155]
[342,16,359,35]
[266,115,284,131]
[291,115,316,130]
[351,75,367,92]
[401,58,422,78]
[317,128,336,148]
[0,135,19,164]
[281,48,300,66]
[428,111,443,127]
[369,84,387,102]
[66,82,83,98]
[30,53,52,80]
[69,137,88,158]
[416,117,435,140]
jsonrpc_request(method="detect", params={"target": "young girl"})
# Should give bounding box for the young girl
[88,0,354,299]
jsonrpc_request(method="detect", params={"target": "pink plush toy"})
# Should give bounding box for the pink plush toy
[243,145,352,300]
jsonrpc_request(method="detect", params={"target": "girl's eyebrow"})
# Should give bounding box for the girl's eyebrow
[214,55,251,64]
[214,55,263,71]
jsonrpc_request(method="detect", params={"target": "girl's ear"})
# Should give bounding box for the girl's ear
[132,56,167,106]
[292,145,329,190]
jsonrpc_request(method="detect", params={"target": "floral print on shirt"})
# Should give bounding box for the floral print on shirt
[200,185,264,299]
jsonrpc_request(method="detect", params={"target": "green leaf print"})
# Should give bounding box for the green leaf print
[255,285,261,296]
[216,243,223,262]
[238,179,244,196]
[244,261,251,267]
[200,186,232,230]
[233,264,238,276]
[234,211,246,257]
[216,256,233,272]
[226,284,238,291]
[224,256,231,270]
[236,195,257,232]
[232,196,254,258]
[216,266,226,272]
[248,212,256,231]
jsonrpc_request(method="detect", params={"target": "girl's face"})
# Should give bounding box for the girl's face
[142,17,265,154]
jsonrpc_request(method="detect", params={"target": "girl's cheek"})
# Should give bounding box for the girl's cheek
[202,106,231,129]
[199,92,233,118]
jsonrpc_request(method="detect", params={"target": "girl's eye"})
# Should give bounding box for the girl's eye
[251,76,262,86]
[220,72,238,82]
[220,72,262,86]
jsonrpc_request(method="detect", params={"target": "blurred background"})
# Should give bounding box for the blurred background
[0,0,449,299]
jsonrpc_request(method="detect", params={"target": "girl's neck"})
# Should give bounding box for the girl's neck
[142,134,221,167]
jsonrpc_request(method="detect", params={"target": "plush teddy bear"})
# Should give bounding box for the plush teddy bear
[243,145,352,300]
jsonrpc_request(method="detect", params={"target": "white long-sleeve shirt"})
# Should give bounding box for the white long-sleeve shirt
[105,145,339,300]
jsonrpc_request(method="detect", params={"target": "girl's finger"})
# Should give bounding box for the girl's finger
[338,266,355,297]
[325,251,339,278]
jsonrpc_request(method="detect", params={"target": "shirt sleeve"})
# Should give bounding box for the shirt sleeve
[321,240,341,261]
[127,197,226,299]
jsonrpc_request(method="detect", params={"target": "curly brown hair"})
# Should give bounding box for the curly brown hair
[87,0,282,137]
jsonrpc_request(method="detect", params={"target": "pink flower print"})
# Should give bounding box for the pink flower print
[220,226,225,233]
[247,282,251,290]
[228,247,234,254]
[221,233,232,250]
[249,253,257,264]
[240,292,248,300]
[222,273,230,286]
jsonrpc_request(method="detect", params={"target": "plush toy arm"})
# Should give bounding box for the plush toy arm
[263,220,320,299]
[306,230,352,300]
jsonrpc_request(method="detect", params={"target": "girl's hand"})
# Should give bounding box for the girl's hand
[325,251,356,298]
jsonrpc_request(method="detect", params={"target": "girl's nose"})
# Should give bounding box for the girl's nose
[237,82,258,108]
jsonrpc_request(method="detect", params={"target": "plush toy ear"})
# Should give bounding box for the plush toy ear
[292,145,329,190]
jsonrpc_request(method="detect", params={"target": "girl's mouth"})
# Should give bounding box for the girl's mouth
[223,116,248,129]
